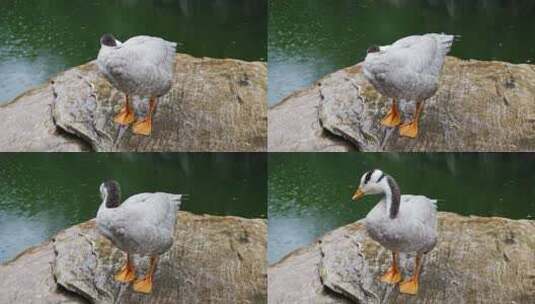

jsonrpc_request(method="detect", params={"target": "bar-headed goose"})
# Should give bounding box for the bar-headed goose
[351,169,437,295]
[363,33,455,138]
[97,34,177,136]
[96,180,183,294]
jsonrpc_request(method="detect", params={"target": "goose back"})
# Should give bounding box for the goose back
[97,35,177,97]
[363,33,454,101]
[96,192,182,256]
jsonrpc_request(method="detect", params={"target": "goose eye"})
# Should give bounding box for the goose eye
[364,171,373,184]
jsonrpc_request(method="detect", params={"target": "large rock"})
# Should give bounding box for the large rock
[0,85,90,152]
[0,241,84,303]
[267,89,353,152]
[269,57,535,152]
[0,54,267,152]
[268,212,535,303]
[0,212,267,304]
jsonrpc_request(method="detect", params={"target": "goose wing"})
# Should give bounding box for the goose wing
[387,34,453,75]
[120,192,181,232]
[397,195,438,251]
[120,36,177,74]
[99,46,146,91]
[376,35,437,75]
[424,33,455,76]
[104,193,181,252]
[100,36,177,94]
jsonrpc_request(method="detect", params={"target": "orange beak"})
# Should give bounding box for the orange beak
[352,187,365,201]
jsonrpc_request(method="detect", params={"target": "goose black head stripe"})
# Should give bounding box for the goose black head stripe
[377,172,386,182]
[100,34,117,47]
[103,180,122,208]
[386,176,400,219]
[367,45,380,53]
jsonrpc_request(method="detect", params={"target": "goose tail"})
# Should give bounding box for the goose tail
[169,193,185,211]
[167,41,178,53]
[426,33,457,75]
[435,33,456,57]
[163,39,178,70]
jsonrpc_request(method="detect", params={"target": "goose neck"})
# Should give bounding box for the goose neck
[101,184,121,208]
[382,177,400,219]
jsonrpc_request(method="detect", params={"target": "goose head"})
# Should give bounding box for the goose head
[364,45,385,62]
[100,34,122,48]
[367,45,380,54]
[100,180,122,208]
[352,169,401,219]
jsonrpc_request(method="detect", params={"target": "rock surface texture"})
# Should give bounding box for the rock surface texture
[268,212,535,304]
[0,212,267,304]
[0,54,267,152]
[269,57,535,152]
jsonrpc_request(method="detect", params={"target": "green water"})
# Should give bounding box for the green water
[268,0,535,105]
[268,153,535,264]
[0,0,267,104]
[0,153,266,263]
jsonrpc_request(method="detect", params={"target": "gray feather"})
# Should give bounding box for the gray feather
[97,35,177,97]
[96,192,183,256]
[363,33,454,102]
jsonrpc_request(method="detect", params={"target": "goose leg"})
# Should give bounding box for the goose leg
[133,256,159,294]
[379,251,402,284]
[114,253,136,283]
[132,97,157,136]
[399,101,424,138]
[381,98,402,127]
[399,253,424,295]
[114,95,135,125]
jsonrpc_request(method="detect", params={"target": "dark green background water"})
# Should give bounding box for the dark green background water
[268,153,535,264]
[0,153,266,263]
[268,0,535,105]
[0,0,267,104]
